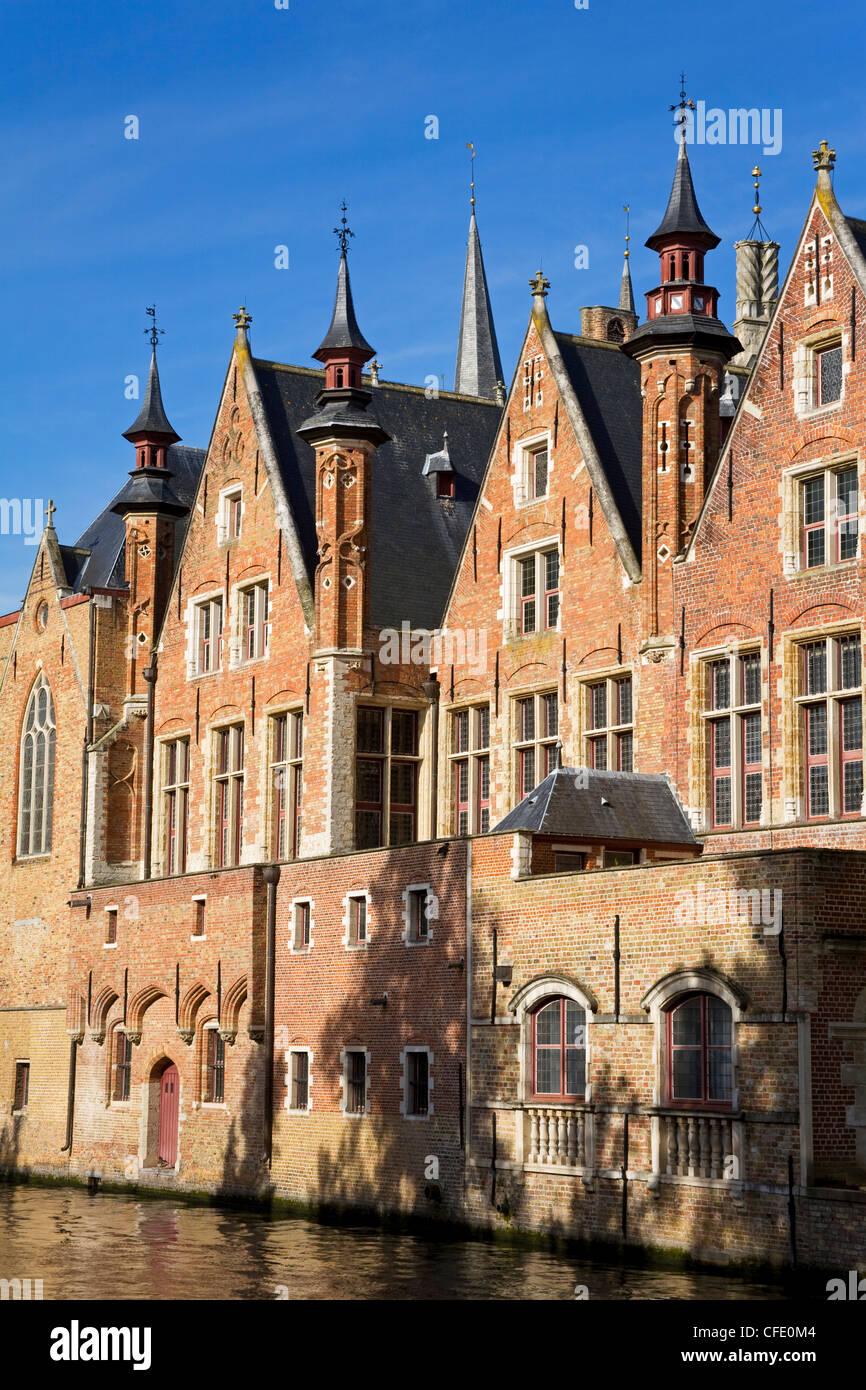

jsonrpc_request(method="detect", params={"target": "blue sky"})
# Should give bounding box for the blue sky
[2,0,864,611]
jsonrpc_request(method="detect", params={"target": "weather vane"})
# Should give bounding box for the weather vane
[144,305,164,349]
[466,142,476,209]
[670,73,695,139]
[334,201,354,254]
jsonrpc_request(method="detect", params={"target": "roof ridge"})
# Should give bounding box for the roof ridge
[252,358,501,404]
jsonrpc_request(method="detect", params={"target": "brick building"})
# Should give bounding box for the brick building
[3,120,866,1269]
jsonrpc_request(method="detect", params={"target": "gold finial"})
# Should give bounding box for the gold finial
[233,305,253,332]
[466,142,476,209]
[45,499,57,529]
[623,203,630,259]
[752,166,762,216]
[812,139,836,173]
[529,269,550,297]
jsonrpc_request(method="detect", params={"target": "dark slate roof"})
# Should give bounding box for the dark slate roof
[454,213,504,400]
[492,766,698,846]
[71,444,205,591]
[622,312,741,363]
[554,334,643,557]
[646,141,720,251]
[123,351,181,443]
[847,217,866,261]
[254,362,501,630]
[314,254,375,360]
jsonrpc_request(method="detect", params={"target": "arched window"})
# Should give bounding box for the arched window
[18,675,56,856]
[665,993,732,1107]
[531,997,586,1100]
[606,317,625,343]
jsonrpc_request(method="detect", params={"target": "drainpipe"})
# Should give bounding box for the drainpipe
[77,592,97,889]
[261,863,281,1166]
[60,1036,80,1153]
[464,838,472,1183]
[141,657,158,880]
[421,677,441,839]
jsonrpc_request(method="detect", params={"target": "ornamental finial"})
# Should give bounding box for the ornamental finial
[334,201,354,254]
[812,139,836,173]
[670,72,695,140]
[144,304,164,349]
[529,269,550,297]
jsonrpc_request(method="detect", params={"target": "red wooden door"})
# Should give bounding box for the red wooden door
[158,1064,179,1166]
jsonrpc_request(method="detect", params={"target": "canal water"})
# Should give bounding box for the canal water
[0,1185,796,1301]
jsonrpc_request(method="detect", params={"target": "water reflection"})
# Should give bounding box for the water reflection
[0,1186,792,1301]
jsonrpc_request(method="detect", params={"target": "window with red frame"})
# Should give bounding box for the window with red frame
[355,707,419,849]
[271,710,303,859]
[800,634,863,820]
[515,692,558,797]
[195,597,223,675]
[584,673,633,771]
[515,549,559,635]
[451,705,490,834]
[240,581,269,662]
[215,725,244,867]
[704,652,762,828]
[666,993,732,1107]
[801,464,858,570]
[164,737,189,874]
[531,998,586,1100]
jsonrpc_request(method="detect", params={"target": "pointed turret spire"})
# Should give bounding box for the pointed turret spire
[646,137,720,252]
[123,348,180,448]
[454,150,503,400]
[313,204,375,362]
[619,204,635,314]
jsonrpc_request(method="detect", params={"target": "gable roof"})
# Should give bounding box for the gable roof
[253,362,501,630]
[554,333,643,557]
[493,765,698,846]
[70,444,205,591]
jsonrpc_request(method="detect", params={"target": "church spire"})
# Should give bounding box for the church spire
[123,309,180,470]
[619,204,636,314]
[454,146,503,400]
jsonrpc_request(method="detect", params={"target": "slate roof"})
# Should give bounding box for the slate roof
[454,213,504,400]
[123,350,181,443]
[492,766,698,847]
[847,217,866,261]
[69,444,205,591]
[553,334,643,557]
[254,363,502,630]
[314,254,375,359]
[646,141,721,251]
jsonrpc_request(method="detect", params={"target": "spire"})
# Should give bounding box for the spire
[646,138,720,252]
[619,204,635,313]
[313,205,375,361]
[123,344,180,446]
[454,151,503,399]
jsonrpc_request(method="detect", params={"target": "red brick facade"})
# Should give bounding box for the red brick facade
[2,139,866,1269]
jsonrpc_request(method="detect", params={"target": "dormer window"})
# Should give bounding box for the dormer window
[437,472,455,499]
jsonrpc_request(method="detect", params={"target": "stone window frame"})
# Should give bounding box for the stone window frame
[210,720,246,869]
[342,889,372,950]
[399,1045,433,1120]
[577,664,635,772]
[190,894,207,943]
[159,733,191,877]
[266,705,304,862]
[216,482,244,546]
[229,573,271,668]
[501,535,561,643]
[401,883,435,947]
[289,896,315,955]
[792,324,847,420]
[511,427,554,509]
[354,703,423,850]
[107,1022,132,1108]
[509,976,597,1175]
[448,702,491,835]
[186,589,225,680]
[781,451,862,579]
[285,1046,313,1114]
[641,970,745,1187]
[103,904,119,950]
[339,1046,371,1117]
[201,1019,227,1108]
[688,641,765,836]
[511,687,560,803]
[16,671,56,859]
[781,623,865,824]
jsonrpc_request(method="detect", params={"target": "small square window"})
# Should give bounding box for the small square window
[348,895,367,947]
